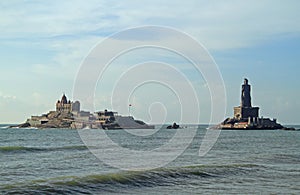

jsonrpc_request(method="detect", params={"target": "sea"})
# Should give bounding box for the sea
[0,124,299,194]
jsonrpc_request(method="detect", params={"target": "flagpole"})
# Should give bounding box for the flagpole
[129,104,131,116]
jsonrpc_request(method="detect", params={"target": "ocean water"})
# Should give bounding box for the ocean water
[0,124,299,194]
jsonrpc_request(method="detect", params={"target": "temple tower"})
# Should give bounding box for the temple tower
[56,94,72,113]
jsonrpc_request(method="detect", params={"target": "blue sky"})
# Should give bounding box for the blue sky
[0,0,299,124]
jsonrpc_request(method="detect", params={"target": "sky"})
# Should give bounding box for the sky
[0,0,299,124]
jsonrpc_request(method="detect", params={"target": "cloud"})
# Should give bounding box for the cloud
[1,1,299,50]
[1,0,299,79]
[0,93,16,100]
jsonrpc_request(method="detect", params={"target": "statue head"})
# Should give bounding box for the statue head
[244,78,248,85]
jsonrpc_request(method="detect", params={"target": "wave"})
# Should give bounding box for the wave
[0,163,261,194]
[264,153,300,164]
[0,126,10,129]
[0,145,88,153]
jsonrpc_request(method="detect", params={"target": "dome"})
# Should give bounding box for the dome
[61,94,68,104]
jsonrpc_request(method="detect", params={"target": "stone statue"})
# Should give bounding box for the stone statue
[241,78,251,107]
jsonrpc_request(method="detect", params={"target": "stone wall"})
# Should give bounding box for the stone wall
[234,106,259,119]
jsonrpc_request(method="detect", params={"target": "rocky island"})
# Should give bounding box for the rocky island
[13,94,154,129]
[216,78,294,130]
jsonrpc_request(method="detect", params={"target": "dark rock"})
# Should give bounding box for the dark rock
[167,122,180,129]
[281,127,296,131]
[10,123,31,128]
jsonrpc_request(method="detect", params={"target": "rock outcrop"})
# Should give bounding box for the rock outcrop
[217,78,292,130]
